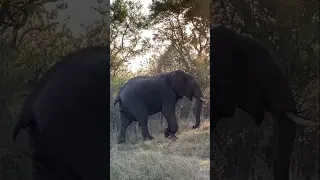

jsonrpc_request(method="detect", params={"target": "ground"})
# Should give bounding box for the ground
[110,125,210,180]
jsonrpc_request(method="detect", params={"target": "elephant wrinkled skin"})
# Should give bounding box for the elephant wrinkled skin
[209,25,319,180]
[11,46,110,180]
[114,70,209,143]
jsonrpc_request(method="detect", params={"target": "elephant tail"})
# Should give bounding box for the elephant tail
[113,98,120,106]
[12,112,45,162]
[12,113,34,143]
[114,93,122,106]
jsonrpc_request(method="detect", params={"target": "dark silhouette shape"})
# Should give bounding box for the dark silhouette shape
[209,25,318,180]
[12,46,110,180]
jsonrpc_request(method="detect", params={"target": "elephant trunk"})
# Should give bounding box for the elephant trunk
[273,114,297,180]
[193,97,203,128]
[272,111,317,179]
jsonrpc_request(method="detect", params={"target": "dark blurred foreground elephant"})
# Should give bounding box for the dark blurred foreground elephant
[209,25,319,180]
[11,46,109,180]
[114,70,209,143]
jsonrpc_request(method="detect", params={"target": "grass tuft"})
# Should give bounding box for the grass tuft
[110,122,210,180]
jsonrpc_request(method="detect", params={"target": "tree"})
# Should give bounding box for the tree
[147,0,210,89]
[109,0,151,76]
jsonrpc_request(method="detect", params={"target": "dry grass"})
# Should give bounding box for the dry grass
[110,121,210,180]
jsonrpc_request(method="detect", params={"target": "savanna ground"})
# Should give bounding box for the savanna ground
[110,118,210,180]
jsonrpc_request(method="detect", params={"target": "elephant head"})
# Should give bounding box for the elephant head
[168,70,209,129]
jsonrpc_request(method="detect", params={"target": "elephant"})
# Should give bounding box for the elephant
[114,70,209,143]
[11,46,110,180]
[208,25,319,180]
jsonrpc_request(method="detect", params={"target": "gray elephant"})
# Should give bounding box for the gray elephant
[11,46,109,180]
[114,70,209,143]
[210,25,318,180]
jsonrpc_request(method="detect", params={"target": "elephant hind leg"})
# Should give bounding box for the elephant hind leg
[139,119,154,140]
[118,110,133,144]
[27,126,80,180]
[121,101,152,141]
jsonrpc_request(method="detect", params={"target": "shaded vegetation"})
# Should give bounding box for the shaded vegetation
[211,0,319,179]
[0,0,110,179]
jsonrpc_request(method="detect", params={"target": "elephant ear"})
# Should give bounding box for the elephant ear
[170,70,186,97]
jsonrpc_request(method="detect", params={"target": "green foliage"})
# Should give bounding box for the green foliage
[149,0,210,26]
[111,0,129,23]
[146,0,210,91]
[110,74,132,98]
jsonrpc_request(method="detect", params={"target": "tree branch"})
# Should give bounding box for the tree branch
[17,22,59,44]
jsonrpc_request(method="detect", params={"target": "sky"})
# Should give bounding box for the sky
[45,0,154,73]
[44,0,102,35]
[111,0,154,72]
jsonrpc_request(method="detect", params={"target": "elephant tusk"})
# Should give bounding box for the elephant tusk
[285,112,319,126]
[199,97,210,102]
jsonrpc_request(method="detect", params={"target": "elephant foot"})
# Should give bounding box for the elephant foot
[117,139,125,144]
[117,137,126,144]
[164,128,170,138]
[164,128,178,140]
[193,124,200,129]
[143,136,154,141]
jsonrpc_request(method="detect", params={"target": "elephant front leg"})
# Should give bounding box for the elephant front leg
[162,113,179,138]
[139,120,154,140]
[161,97,179,138]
